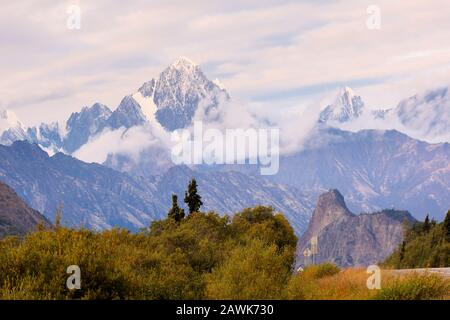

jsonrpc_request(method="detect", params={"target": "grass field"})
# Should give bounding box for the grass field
[286,264,450,300]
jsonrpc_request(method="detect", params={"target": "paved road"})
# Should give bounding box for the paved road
[387,268,450,278]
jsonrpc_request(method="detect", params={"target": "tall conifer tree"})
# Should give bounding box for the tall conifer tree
[184,179,203,214]
[167,194,185,222]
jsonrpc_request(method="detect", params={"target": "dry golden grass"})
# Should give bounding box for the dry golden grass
[286,266,450,300]
[287,268,375,300]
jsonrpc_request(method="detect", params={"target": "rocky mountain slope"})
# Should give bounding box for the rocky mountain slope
[0,141,312,234]
[271,128,450,221]
[297,189,416,267]
[0,181,51,238]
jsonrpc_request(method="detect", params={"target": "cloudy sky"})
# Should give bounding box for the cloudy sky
[1,0,450,125]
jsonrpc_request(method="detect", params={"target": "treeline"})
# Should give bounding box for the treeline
[0,179,298,299]
[384,211,450,268]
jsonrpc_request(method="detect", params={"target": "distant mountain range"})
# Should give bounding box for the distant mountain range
[297,189,416,267]
[2,58,449,157]
[271,128,450,221]
[0,57,229,154]
[0,141,312,234]
[0,56,448,245]
[319,85,450,143]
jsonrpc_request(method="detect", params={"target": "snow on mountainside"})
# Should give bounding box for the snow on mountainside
[0,57,230,155]
[153,57,229,130]
[318,85,450,144]
[63,103,112,153]
[319,87,365,123]
[395,87,450,142]
[1,59,449,231]
[0,109,28,144]
[27,122,63,153]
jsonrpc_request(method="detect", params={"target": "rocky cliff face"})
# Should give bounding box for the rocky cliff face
[297,189,416,267]
[297,190,353,252]
[0,181,51,238]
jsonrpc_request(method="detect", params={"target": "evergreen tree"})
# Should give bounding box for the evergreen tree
[444,210,450,242]
[423,214,430,233]
[167,194,185,222]
[399,241,406,262]
[184,179,203,214]
[384,210,450,268]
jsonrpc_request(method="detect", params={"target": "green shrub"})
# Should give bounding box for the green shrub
[373,273,450,300]
[0,206,297,300]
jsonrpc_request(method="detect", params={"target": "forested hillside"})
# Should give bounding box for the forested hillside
[384,211,450,268]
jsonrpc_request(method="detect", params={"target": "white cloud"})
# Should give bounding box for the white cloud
[73,123,172,164]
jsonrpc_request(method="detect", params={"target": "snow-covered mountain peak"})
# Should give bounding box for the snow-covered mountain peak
[153,57,229,131]
[67,102,112,125]
[159,57,204,86]
[107,95,147,130]
[170,56,198,70]
[0,108,29,146]
[2,58,229,151]
[340,86,355,96]
[66,103,112,132]
[319,86,365,123]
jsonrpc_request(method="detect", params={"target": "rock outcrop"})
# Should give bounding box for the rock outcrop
[297,189,416,267]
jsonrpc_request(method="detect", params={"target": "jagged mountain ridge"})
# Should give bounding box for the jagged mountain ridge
[296,189,416,267]
[153,57,229,130]
[1,60,449,231]
[0,57,229,153]
[319,86,450,143]
[319,87,365,123]
[0,141,312,234]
